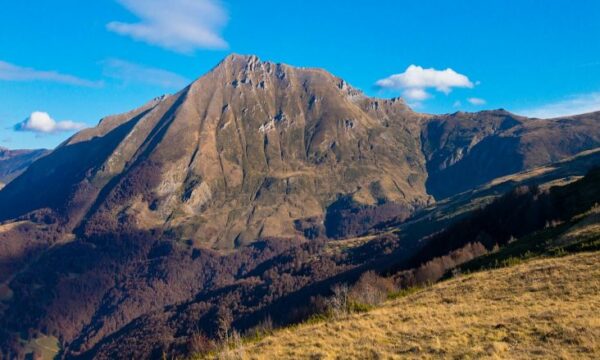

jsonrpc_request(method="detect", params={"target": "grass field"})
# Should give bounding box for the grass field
[216,251,600,359]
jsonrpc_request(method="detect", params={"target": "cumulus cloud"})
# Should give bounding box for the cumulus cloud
[108,0,229,53]
[402,88,430,101]
[376,65,474,101]
[0,61,100,87]
[467,97,486,105]
[103,59,190,88]
[14,112,88,134]
[518,92,600,119]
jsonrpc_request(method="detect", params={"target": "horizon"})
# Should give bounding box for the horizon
[1,0,600,149]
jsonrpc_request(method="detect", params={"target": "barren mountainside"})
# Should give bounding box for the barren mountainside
[2,55,600,248]
[0,55,434,248]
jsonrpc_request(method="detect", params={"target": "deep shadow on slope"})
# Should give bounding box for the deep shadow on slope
[0,112,149,224]
[389,167,600,285]
[0,147,49,184]
[422,110,600,199]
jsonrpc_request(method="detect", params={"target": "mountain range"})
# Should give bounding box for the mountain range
[1,54,600,359]
[0,147,48,189]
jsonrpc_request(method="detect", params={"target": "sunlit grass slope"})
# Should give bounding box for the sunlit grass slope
[230,251,600,359]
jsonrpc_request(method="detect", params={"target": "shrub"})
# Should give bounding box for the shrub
[347,301,373,313]
[348,271,396,306]
[187,331,217,355]
[328,283,350,318]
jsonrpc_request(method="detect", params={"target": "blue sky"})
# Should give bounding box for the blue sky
[1,0,600,149]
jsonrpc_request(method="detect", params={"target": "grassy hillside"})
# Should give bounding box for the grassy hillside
[220,251,600,359]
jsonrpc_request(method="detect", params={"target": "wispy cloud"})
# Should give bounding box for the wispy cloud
[14,112,88,134]
[103,59,190,89]
[518,92,600,119]
[376,65,474,101]
[467,97,486,105]
[0,61,101,87]
[108,0,229,53]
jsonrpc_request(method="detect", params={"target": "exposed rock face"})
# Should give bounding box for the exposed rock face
[0,147,49,185]
[0,55,432,248]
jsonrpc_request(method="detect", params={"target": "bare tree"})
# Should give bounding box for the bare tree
[217,306,233,341]
[329,283,349,317]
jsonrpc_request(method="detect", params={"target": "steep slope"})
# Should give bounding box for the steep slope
[0,55,431,248]
[0,146,49,185]
[85,165,600,359]
[382,148,600,263]
[422,110,600,199]
[236,251,600,359]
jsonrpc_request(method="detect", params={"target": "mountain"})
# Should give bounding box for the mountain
[422,109,600,198]
[1,54,600,359]
[0,55,433,248]
[0,146,49,186]
[2,55,600,248]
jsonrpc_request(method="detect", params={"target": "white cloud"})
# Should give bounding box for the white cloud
[376,65,474,100]
[467,97,486,105]
[453,100,462,108]
[108,0,229,53]
[402,88,430,101]
[518,92,600,119]
[0,61,100,87]
[103,59,190,88]
[14,112,88,134]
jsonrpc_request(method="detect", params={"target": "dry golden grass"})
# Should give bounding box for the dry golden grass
[228,252,600,359]
[559,207,600,246]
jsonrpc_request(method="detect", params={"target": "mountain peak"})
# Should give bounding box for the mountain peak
[222,53,261,64]
[211,53,264,73]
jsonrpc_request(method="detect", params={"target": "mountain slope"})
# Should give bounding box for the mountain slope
[0,55,432,248]
[1,55,600,248]
[1,54,600,359]
[422,110,600,199]
[73,166,600,359]
[0,147,49,185]
[235,251,600,359]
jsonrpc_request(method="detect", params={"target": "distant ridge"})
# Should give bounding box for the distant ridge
[0,146,49,185]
